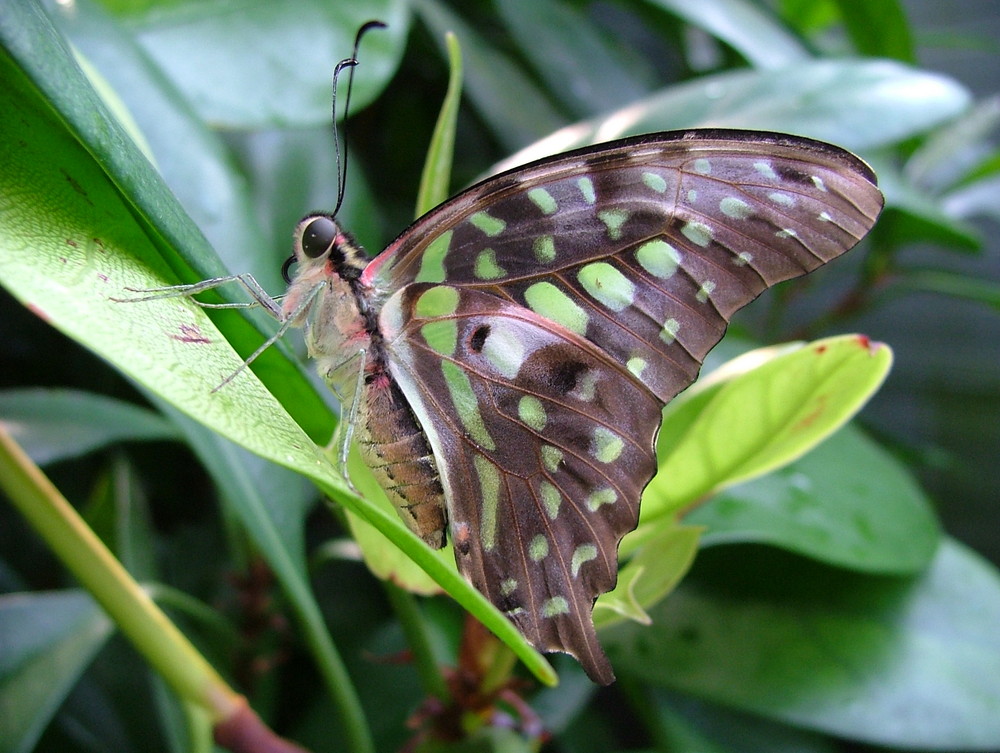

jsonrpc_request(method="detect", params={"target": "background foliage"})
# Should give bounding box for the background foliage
[1,0,999,752]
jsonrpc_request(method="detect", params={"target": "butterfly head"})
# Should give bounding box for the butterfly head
[285,214,368,285]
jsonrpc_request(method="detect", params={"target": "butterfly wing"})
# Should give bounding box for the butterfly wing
[365,130,883,404]
[380,284,662,683]
[362,130,883,681]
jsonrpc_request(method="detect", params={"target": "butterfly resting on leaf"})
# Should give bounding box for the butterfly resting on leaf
[128,129,883,684]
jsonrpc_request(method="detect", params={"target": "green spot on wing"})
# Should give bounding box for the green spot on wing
[586,487,617,511]
[626,356,647,378]
[474,249,506,280]
[415,285,460,318]
[720,196,752,219]
[518,395,547,431]
[415,230,452,283]
[660,318,680,344]
[420,320,457,356]
[469,211,506,237]
[635,239,681,279]
[592,426,625,463]
[524,282,589,336]
[533,235,556,263]
[682,221,713,247]
[473,455,500,551]
[541,445,563,472]
[577,262,635,312]
[541,596,569,617]
[571,544,598,577]
[696,280,717,303]
[642,171,667,193]
[598,208,630,241]
[528,187,558,215]
[500,578,518,596]
[693,158,712,174]
[529,534,549,561]
[754,160,778,180]
[442,361,496,450]
[577,176,595,204]
[540,480,561,520]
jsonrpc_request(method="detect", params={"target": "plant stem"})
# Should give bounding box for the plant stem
[0,423,241,720]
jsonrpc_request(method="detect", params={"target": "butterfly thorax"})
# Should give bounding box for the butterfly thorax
[292,216,447,548]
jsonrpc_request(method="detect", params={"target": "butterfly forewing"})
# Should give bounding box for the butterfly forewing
[357,130,882,683]
[368,131,883,404]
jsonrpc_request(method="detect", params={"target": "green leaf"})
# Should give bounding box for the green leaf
[92,0,410,129]
[496,60,971,170]
[0,590,114,753]
[648,0,811,69]
[415,31,463,217]
[44,0,279,290]
[832,0,915,61]
[0,389,178,466]
[594,524,702,628]
[606,538,1000,749]
[689,425,941,574]
[640,335,893,522]
[3,0,332,441]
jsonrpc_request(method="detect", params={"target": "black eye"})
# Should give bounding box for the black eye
[300,216,337,259]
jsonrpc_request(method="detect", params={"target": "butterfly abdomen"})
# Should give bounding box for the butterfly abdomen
[357,368,448,549]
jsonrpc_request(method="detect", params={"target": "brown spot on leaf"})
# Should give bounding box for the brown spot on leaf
[170,323,211,344]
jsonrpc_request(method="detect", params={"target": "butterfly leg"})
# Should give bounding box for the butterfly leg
[116,273,285,320]
[325,348,366,492]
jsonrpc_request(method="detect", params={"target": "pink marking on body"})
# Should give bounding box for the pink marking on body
[360,236,404,284]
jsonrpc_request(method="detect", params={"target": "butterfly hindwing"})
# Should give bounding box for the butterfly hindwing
[379,284,662,683]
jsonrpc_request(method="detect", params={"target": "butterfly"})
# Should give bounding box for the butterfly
[135,129,882,684]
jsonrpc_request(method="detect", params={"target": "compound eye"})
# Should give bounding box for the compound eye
[300,216,337,259]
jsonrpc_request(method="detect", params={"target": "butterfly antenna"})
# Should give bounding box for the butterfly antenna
[331,20,386,218]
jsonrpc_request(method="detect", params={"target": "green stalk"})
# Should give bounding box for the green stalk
[0,423,240,720]
[415,32,464,216]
